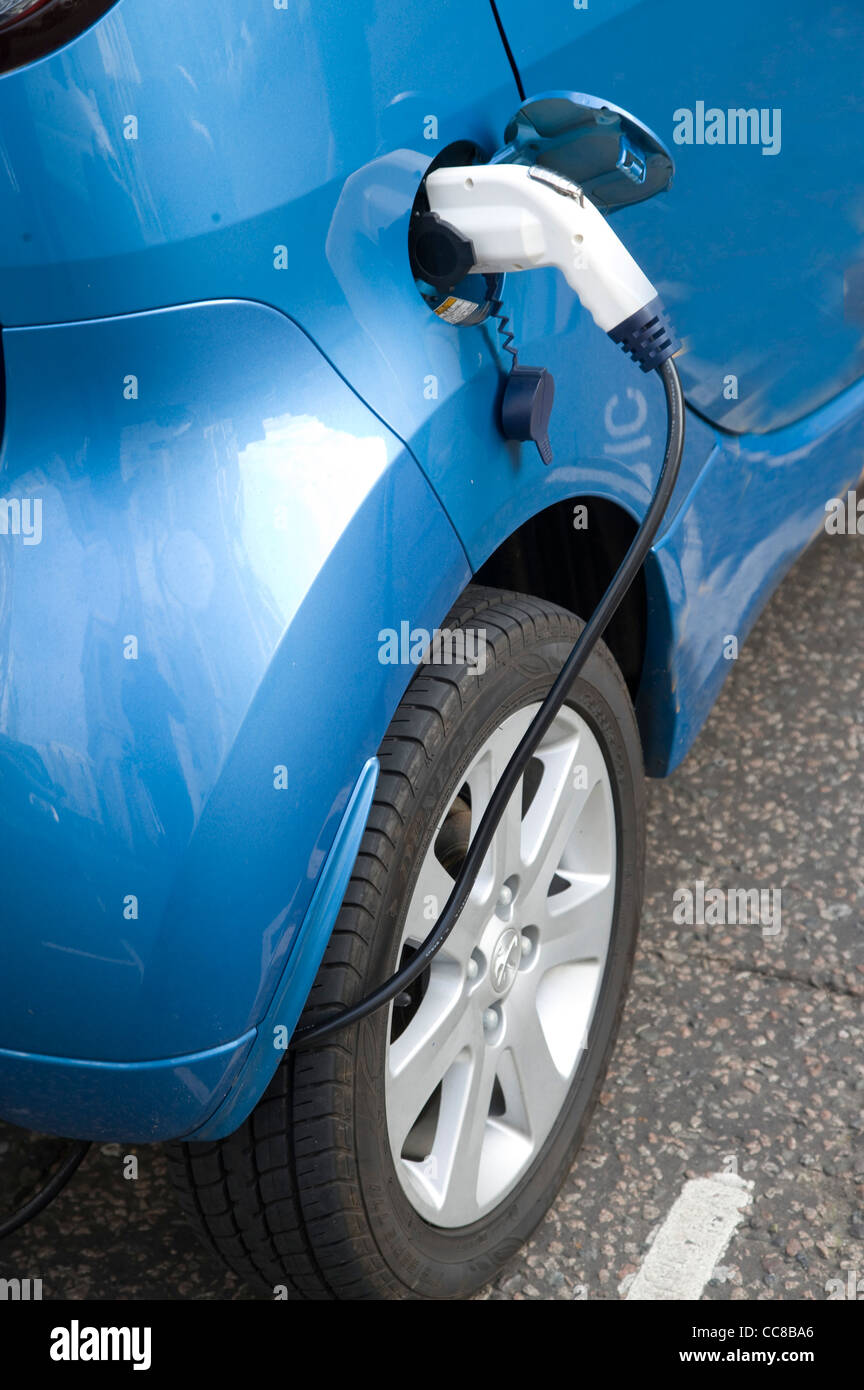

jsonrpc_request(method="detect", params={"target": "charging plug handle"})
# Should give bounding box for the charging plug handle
[424,162,679,371]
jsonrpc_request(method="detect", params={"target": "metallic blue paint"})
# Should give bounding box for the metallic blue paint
[0,297,470,1133]
[491,90,675,212]
[0,755,380,1141]
[189,755,381,1142]
[0,1031,255,1143]
[640,373,864,774]
[0,2,861,1142]
[493,0,864,433]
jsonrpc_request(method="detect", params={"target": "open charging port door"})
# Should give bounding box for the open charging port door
[490,90,674,212]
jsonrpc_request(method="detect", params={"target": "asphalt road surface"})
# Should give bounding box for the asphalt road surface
[2,526,862,1301]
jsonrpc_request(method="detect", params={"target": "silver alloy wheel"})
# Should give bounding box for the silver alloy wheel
[385,701,617,1228]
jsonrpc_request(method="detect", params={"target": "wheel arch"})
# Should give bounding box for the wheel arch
[473,495,647,698]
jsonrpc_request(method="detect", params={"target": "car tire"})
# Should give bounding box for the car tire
[169,585,645,1299]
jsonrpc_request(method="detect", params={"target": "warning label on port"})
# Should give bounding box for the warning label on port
[434,296,480,325]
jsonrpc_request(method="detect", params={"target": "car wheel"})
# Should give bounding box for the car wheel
[169,585,645,1299]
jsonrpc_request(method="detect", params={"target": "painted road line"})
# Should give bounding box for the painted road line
[622,1172,754,1301]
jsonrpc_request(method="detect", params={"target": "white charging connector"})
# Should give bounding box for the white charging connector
[424,162,677,372]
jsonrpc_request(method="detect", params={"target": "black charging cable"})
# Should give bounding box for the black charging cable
[0,1140,90,1241]
[291,355,685,1049]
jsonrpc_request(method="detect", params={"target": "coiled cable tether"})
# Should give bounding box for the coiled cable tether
[291,355,685,1050]
[490,300,520,366]
[0,1140,90,1241]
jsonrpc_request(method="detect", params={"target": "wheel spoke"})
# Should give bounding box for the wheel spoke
[506,983,572,1140]
[386,976,472,1153]
[434,1039,500,1226]
[462,705,538,898]
[521,733,610,915]
[404,845,470,962]
[540,871,616,968]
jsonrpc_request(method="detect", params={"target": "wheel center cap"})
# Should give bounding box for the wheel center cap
[490,927,520,995]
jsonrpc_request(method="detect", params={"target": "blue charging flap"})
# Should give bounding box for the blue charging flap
[492,90,674,212]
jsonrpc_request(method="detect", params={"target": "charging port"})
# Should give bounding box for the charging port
[408,140,504,327]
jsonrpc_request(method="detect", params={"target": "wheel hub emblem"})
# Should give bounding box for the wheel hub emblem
[490,928,520,994]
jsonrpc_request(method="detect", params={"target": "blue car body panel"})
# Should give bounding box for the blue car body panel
[494,0,864,433]
[0,298,470,1134]
[0,754,380,1141]
[189,754,381,1144]
[639,375,864,775]
[0,1,861,1140]
[0,1031,256,1142]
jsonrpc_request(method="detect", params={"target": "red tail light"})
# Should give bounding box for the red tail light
[0,1,55,30]
[0,0,117,73]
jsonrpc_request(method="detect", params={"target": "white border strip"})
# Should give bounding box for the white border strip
[623,1172,753,1301]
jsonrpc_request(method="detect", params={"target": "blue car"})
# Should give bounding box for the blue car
[0,0,861,1298]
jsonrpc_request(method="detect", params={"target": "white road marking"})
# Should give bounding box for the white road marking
[622,1172,754,1301]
